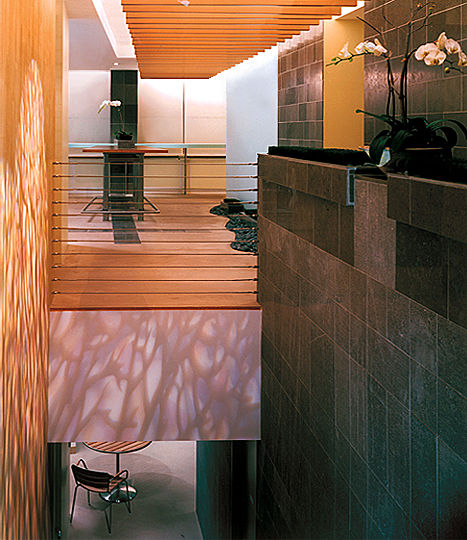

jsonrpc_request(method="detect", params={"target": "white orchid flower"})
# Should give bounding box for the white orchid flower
[458,50,467,66]
[435,32,447,50]
[98,99,122,113]
[338,42,351,59]
[445,37,461,55]
[354,41,366,54]
[424,49,447,65]
[364,41,377,53]
[373,38,388,56]
[415,42,439,61]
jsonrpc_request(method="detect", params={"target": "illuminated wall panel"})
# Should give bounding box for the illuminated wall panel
[0,1,57,538]
[49,309,261,442]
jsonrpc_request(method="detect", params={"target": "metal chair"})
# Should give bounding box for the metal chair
[70,458,131,534]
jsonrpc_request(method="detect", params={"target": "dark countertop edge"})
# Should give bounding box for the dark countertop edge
[258,152,355,171]
[387,172,467,191]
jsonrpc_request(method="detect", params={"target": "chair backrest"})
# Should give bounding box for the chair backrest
[71,464,113,491]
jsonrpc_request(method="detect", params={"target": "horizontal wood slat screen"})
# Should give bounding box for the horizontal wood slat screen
[121,0,362,78]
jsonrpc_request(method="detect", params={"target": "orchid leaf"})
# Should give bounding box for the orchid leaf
[427,119,467,139]
[436,126,458,148]
[390,129,412,152]
[355,109,402,128]
[369,130,390,163]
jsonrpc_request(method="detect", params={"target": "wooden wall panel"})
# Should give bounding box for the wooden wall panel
[0,0,58,538]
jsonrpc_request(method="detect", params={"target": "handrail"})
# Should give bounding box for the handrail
[50,158,258,309]
[69,142,226,149]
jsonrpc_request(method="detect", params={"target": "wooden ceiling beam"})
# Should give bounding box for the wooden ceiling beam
[130,30,295,36]
[123,6,341,15]
[129,23,318,30]
[125,14,330,21]
[124,0,357,5]
[122,0,362,78]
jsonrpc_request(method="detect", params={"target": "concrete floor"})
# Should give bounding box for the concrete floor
[67,442,203,539]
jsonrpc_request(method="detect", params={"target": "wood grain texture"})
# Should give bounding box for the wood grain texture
[0,1,58,538]
[121,0,363,78]
[51,196,259,310]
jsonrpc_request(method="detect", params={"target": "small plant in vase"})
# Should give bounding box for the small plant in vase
[98,99,135,148]
[327,2,467,176]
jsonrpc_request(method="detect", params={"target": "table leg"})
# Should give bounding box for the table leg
[100,452,137,503]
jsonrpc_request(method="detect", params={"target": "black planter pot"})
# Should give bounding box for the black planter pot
[114,137,135,149]
[382,147,451,175]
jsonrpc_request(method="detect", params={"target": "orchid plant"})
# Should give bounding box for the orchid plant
[328,2,467,166]
[98,99,132,140]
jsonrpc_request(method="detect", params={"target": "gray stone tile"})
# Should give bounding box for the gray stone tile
[387,174,410,223]
[438,382,467,459]
[350,314,368,369]
[349,360,368,460]
[367,471,411,540]
[334,303,350,354]
[411,416,437,539]
[438,440,467,540]
[387,395,410,512]
[438,317,467,397]
[409,301,438,374]
[386,289,410,354]
[299,278,334,337]
[350,493,368,540]
[367,329,410,407]
[448,239,467,329]
[411,360,438,434]
[334,347,350,440]
[368,377,388,485]
[349,267,367,322]
[367,278,387,335]
[314,197,339,257]
[396,223,448,318]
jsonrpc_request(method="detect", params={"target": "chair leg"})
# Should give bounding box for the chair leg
[123,481,131,514]
[70,486,79,524]
[104,502,112,534]
[87,491,91,507]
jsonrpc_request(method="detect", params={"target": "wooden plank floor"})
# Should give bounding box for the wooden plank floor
[51,195,259,310]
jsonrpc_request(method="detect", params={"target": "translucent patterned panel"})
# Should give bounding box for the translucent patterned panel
[49,309,261,441]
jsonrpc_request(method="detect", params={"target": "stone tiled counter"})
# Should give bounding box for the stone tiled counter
[258,153,357,265]
[257,153,467,540]
[387,173,467,328]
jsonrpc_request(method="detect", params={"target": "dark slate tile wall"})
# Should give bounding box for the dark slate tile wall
[257,155,467,539]
[110,70,138,141]
[364,0,467,159]
[278,25,324,148]
[196,441,233,540]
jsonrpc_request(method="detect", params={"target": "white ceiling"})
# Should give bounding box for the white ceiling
[65,0,137,70]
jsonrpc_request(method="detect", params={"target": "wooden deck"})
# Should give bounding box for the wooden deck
[51,195,259,310]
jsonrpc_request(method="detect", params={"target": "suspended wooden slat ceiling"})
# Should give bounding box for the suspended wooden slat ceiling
[122,0,362,78]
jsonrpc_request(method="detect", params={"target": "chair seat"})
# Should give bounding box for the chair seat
[79,478,123,494]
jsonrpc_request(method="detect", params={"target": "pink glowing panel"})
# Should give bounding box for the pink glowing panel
[49,309,261,442]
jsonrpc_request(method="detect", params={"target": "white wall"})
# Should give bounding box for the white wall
[225,48,278,202]
[184,79,226,144]
[69,70,110,142]
[68,73,227,147]
[138,77,226,148]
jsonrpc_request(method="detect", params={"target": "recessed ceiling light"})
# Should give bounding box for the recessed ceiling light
[114,62,119,66]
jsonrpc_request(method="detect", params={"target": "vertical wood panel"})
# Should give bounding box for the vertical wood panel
[0,0,58,538]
